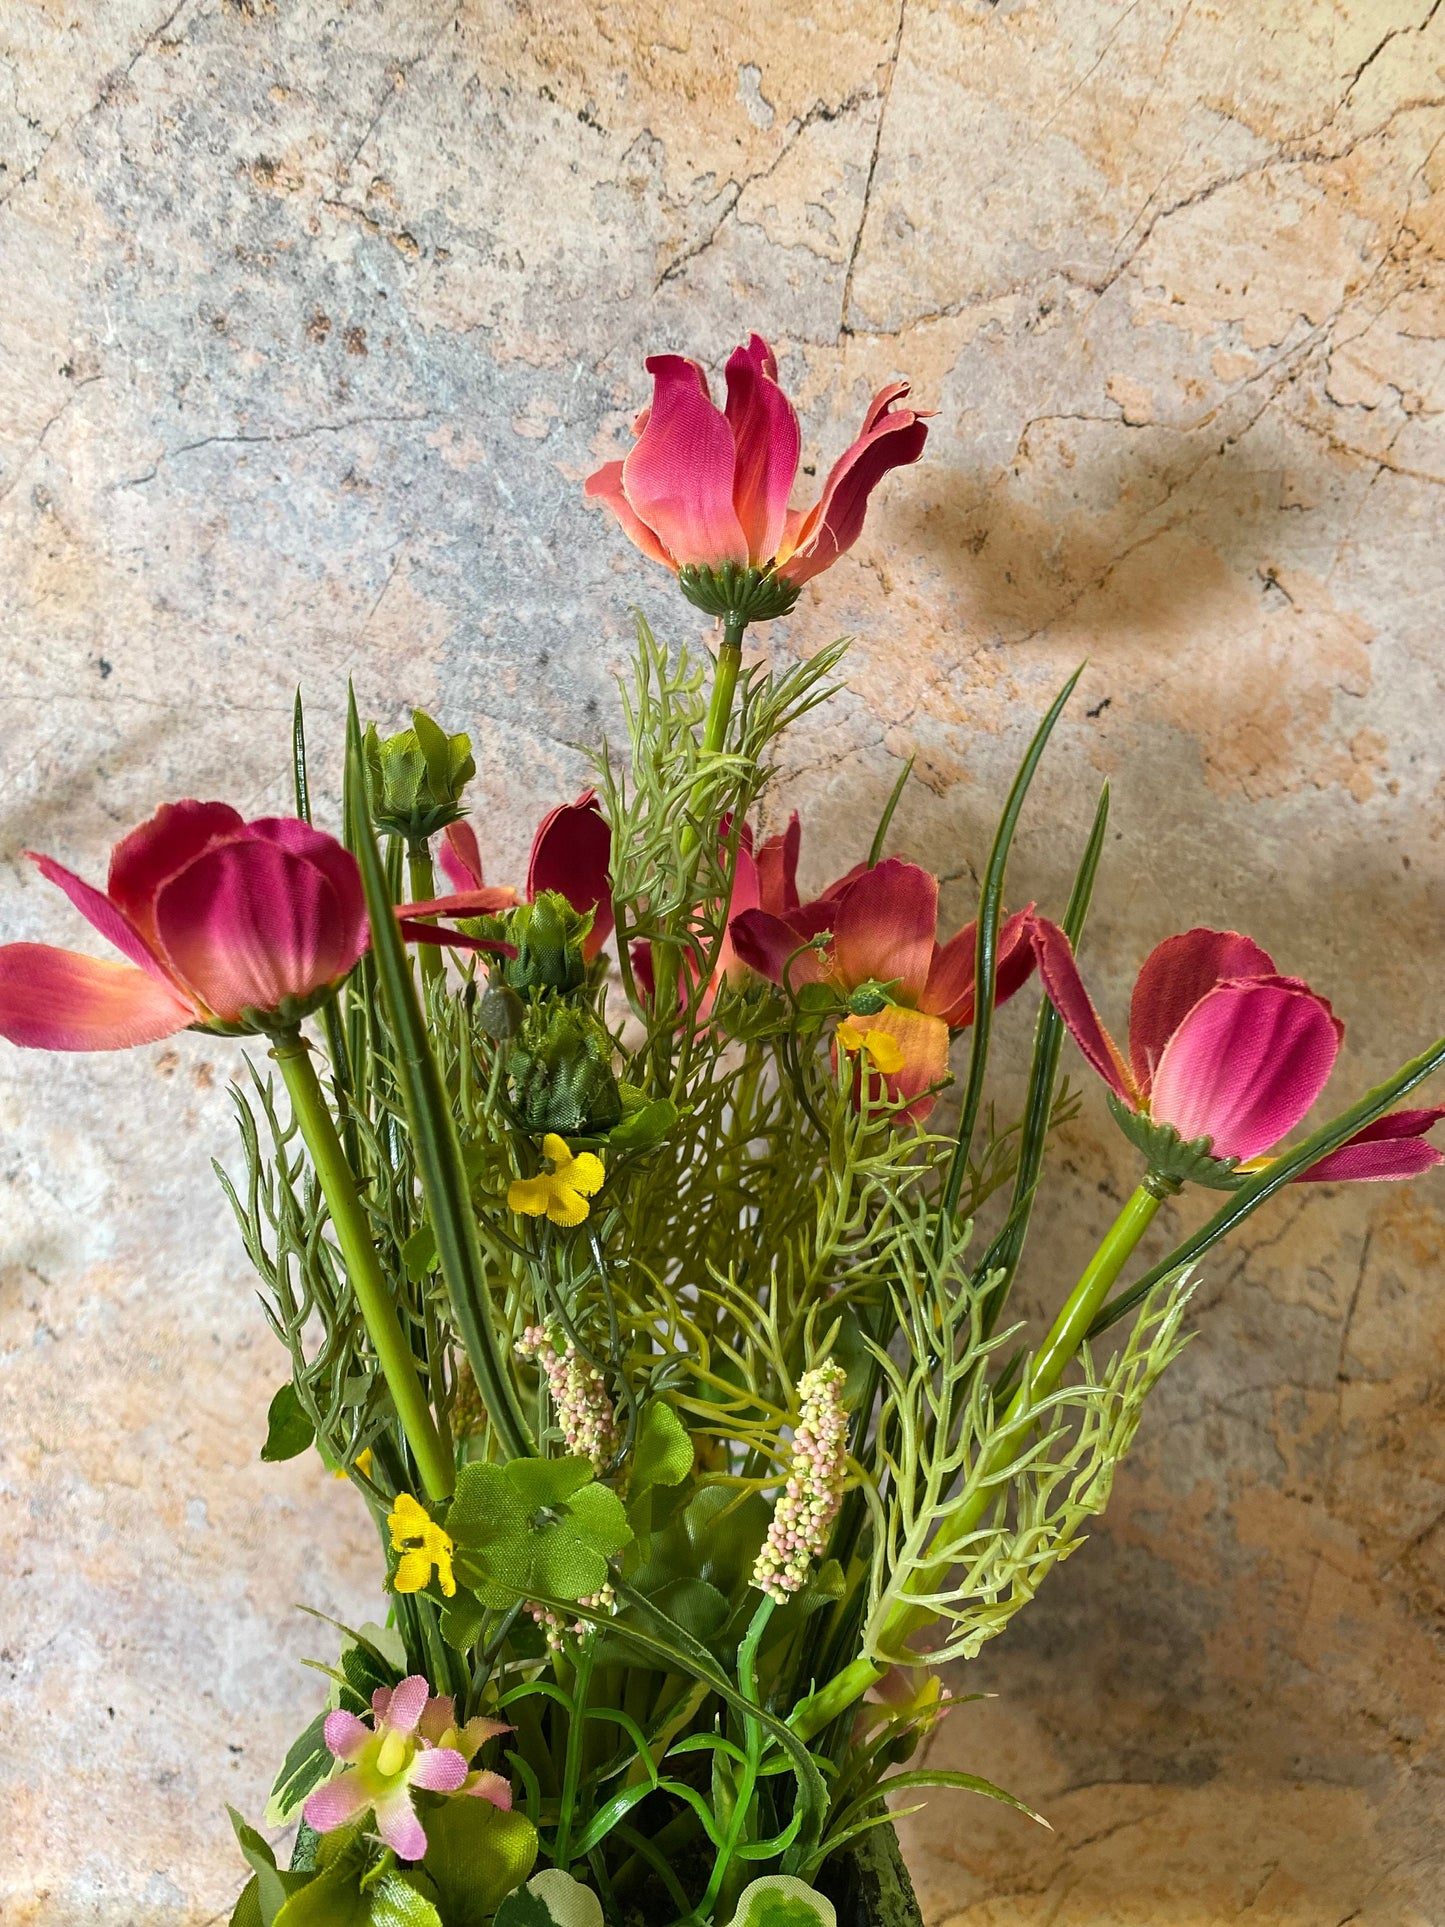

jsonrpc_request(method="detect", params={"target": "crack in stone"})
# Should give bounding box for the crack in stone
[839,0,908,336]
[1342,0,1444,107]
[0,376,104,507]
[341,1,463,175]
[115,412,436,488]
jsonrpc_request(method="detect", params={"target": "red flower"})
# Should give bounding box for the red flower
[0,802,370,1050]
[1032,919,1443,1180]
[432,791,613,960]
[731,854,1036,1121]
[584,334,929,585]
[631,815,797,1021]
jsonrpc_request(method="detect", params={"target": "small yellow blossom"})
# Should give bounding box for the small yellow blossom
[332,1447,374,1482]
[837,1020,905,1075]
[387,1491,457,1597]
[507,1133,605,1227]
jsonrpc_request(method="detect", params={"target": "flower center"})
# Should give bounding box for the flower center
[375,1728,411,1779]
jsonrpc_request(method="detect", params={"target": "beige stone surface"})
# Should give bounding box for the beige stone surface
[2,1,1443,1920]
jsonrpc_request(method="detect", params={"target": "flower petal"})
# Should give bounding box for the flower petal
[845,1003,950,1125]
[440,821,485,891]
[106,801,246,948]
[241,821,369,971]
[416,1695,455,1746]
[1149,976,1341,1161]
[1295,1107,1445,1183]
[372,1788,429,1863]
[152,839,354,1021]
[409,1745,469,1794]
[563,1151,606,1198]
[832,859,937,1004]
[1030,917,1136,1103]
[921,906,1035,1027]
[724,333,800,566]
[323,1710,373,1763]
[303,1771,372,1835]
[620,356,748,570]
[778,390,929,586]
[466,1769,513,1810]
[1128,928,1278,1092]
[26,853,172,983]
[727,908,827,990]
[756,812,801,916]
[458,1716,512,1758]
[0,944,195,1051]
[528,791,614,960]
[584,457,676,569]
[384,1675,431,1735]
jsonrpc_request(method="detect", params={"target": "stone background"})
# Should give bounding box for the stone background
[2,1,1443,1921]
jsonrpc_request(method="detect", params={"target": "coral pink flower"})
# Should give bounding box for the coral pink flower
[1031,919,1444,1179]
[0,803,371,1051]
[731,856,1036,1120]
[303,1675,510,1862]
[585,334,929,586]
[631,815,796,1021]
[433,791,614,961]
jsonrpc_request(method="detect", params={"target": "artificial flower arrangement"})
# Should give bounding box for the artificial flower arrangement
[4,332,1444,1927]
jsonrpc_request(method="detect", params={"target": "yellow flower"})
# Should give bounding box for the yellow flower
[507,1133,606,1227]
[388,1491,457,1597]
[333,1447,374,1482]
[836,1019,905,1075]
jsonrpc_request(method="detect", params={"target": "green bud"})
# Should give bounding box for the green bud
[502,891,593,996]
[510,1005,622,1137]
[847,981,893,1017]
[363,708,476,842]
[477,984,525,1040]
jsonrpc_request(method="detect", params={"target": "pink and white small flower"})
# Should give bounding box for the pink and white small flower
[303,1674,511,1863]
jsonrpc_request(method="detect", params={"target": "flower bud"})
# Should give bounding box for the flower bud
[509,1004,622,1136]
[477,983,525,1040]
[501,891,594,996]
[364,709,476,843]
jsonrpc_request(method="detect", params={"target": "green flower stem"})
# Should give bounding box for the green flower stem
[271,1032,454,1502]
[407,842,443,986]
[789,1180,1166,1742]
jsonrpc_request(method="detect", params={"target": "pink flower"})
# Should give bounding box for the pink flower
[584,334,929,586]
[0,802,371,1051]
[1031,919,1444,1179]
[303,1674,511,1863]
[731,855,1036,1121]
[431,791,614,961]
[631,814,795,1022]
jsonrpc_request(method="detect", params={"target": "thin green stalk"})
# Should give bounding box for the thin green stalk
[552,1634,596,1871]
[407,841,443,987]
[271,1033,453,1502]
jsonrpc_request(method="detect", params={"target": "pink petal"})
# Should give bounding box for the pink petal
[106,802,246,948]
[0,944,195,1051]
[440,822,485,892]
[840,1004,950,1126]
[920,906,1036,1028]
[620,356,748,571]
[372,1789,429,1862]
[323,1710,373,1763]
[756,812,801,916]
[397,919,517,956]
[303,1771,372,1835]
[528,791,614,960]
[1030,918,1136,1103]
[727,908,828,990]
[372,1687,392,1720]
[408,1745,468,1793]
[416,1695,455,1746]
[152,839,356,1022]
[384,1675,431,1736]
[724,333,800,565]
[398,889,518,918]
[777,390,929,586]
[630,940,655,1000]
[27,854,173,984]
[713,836,762,997]
[241,821,368,971]
[584,457,676,570]
[466,1770,513,1810]
[1296,1107,1445,1183]
[832,859,937,1005]
[1128,928,1278,1093]
[1149,976,1341,1161]
[458,1716,512,1758]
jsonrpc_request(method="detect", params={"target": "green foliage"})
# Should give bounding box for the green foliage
[723,1876,836,1927]
[448,1458,632,1606]
[420,1800,539,1925]
[364,710,476,843]
[260,1382,316,1463]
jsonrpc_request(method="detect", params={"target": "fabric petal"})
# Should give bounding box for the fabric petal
[1030,918,1136,1103]
[408,1745,469,1793]
[384,1675,431,1736]
[620,356,748,570]
[583,457,676,569]
[152,840,353,1021]
[564,1151,606,1198]
[458,1716,512,1758]
[756,812,801,916]
[440,821,486,891]
[106,801,246,947]
[396,890,518,918]
[727,908,828,990]
[323,1710,373,1763]
[847,1003,951,1125]
[528,791,614,960]
[832,859,937,1004]
[724,333,800,565]
[372,1788,429,1863]
[27,853,173,984]
[1296,1107,1445,1183]
[0,944,195,1051]
[466,1769,513,1810]
[417,1696,455,1746]
[1149,976,1341,1161]
[303,1771,372,1835]
[778,393,929,586]
[241,820,369,975]
[919,906,1035,1028]
[1128,928,1278,1093]
[396,920,517,957]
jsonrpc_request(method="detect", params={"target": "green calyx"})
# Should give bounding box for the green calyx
[500,892,594,996]
[1106,1094,1241,1192]
[846,980,896,1018]
[509,1003,622,1136]
[364,709,476,842]
[446,1457,632,1608]
[677,562,801,626]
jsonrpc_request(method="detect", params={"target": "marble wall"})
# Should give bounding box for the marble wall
[2,2,1443,1920]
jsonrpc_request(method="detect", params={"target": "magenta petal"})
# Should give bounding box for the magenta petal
[466,1770,513,1810]
[440,821,486,891]
[756,812,801,916]
[1031,918,1135,1102]
[323,1710,372,1763]
[106,801,246,946]
[409,1745,468,1793]
[385,1675,431,1736]
[152,839,351,1022]
[1128,928,1278,1092]
[584,457,676,569]
[528,791,614,959]
[242,821,368,973]
[1150,976,1341,1161]
[27,854,172,984]
[728,908,827,989]
[373,1790,428,1862]
[621,356,748,570]
[303,1771,372,1835]
[397,889,518,919]
[779,395,929,586]
[1296,1106,1445,1183]
[922,906,1036,1028]
[0,944,195,1051]
[832,859,938,1005]
[724,334,800,565]
[397,920,518,957]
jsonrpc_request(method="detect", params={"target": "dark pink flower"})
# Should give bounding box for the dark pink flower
[432,792,614,961]
[584,335,929,585]
[1031,919,1443,1180]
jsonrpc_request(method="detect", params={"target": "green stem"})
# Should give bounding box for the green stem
[407,842,443,986]
[789,1180,1166,1741]
[272,1033,454,1502]
[552,1633,596,1871]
